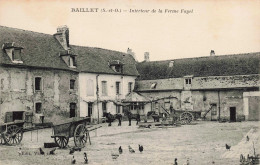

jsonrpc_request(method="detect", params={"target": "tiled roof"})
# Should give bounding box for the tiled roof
[0,26,139,76]
[136,53,260,80]
[71,45,139,76]
[0,26,76,71]
[123,92,151,102]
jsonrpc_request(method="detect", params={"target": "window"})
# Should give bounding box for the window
[139,103,144,110]
[12,49,22,61]
[185,78,192,85]
[88,103,93,117]
[116,82,121,95]
[130,103,138,110]
[69,56,76,67]
[102,81,107,96]
[70,103,76,118]
[35,77,42,91]
[86,79,94,96]
[128,82,133,93]
[115,65,121,72]
[102,102,107,116]
[35,102,42,114]
[70,79,75,90]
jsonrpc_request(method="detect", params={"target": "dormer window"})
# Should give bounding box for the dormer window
[115,65,121,72]
[185,78,192,84]
[2,42,23,64]
[59,50,77,68]
[184,75,193,89]
[109,60,124,73]
[69,56,76,67]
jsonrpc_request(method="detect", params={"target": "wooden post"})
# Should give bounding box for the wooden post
[96,75,100,124]
[218,90,221,121]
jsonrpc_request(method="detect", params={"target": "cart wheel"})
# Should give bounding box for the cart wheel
[74,124,87,148]
[3,125,23,146]
[180,112,193,125]
[54,137,69,148]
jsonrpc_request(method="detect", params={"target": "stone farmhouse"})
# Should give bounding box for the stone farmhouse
[134,51,260,121]
[0,25,138,123]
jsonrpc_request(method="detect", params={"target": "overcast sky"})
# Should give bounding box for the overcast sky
[0,0,259,61]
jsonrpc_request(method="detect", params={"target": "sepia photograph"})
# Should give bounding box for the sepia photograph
[0,0,259,164]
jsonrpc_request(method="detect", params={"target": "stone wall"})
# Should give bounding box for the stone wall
[0,66,79,123]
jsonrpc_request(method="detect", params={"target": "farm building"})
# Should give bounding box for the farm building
[134,51,260,121]
[0,25,139,123]
[74,46,139,123]
[0,26,79,123]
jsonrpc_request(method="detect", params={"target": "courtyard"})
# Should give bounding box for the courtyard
[0,121,259,165]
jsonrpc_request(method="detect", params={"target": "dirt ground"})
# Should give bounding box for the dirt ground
[0,121,259,165]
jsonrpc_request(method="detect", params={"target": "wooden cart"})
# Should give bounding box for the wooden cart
[51,117,90,148]
[148,107,197,125]
[0,121,24,145]
[0,111,36,145]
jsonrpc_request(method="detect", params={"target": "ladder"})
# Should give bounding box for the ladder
[202,104,213,119]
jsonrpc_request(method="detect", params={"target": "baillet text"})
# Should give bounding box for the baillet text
[71,8,99,12]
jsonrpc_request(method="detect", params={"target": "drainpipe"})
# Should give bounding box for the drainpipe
[96,75,99,124]
[218,90,221,121]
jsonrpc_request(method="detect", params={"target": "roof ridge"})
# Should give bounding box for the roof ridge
[143,51,260,63]
[70,44,129,55]
[0,25,53,36]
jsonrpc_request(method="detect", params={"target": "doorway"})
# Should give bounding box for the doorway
[210,104,218,121]
[88,103,93,117]
[230,107,236,122]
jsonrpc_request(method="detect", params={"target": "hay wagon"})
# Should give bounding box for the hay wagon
[51,117,90,148]
[147,107,199,125]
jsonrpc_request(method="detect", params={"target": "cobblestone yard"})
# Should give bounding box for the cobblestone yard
[0,121,259,165]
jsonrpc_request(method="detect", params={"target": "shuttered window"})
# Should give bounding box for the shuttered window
[102,81,107,96]
[87,79,94,96]
[116,82,121,95]
[128,82,133,93]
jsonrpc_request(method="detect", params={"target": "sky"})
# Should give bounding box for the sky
[0,0,259,62]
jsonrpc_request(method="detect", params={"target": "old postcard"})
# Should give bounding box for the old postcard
[0,0,259,165]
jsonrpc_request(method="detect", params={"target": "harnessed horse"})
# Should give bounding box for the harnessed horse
[125,110,141,126]
[103,112,122,126]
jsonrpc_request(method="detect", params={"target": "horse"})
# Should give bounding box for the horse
[125,110,140,126]
[103,112,122,126]
[147,111,160,122]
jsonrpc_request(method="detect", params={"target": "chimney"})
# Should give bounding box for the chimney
[144,52,150,62]
[210,50,215,56]
[54,25,70,50]
[169,61,174,67]
[127,48,136,60]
